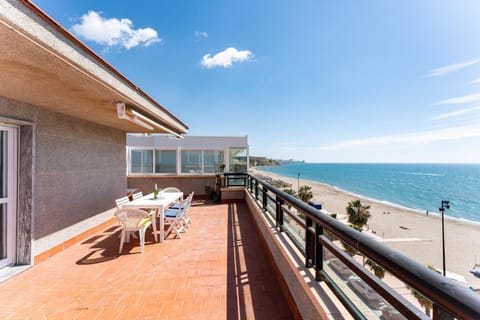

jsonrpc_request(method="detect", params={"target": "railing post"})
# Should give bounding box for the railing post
[305,216,314,268]
[315,223,324,281]
[276,196,284,231]
[255,180,259,200]
[433,304,455,320]
[262,185,267,210]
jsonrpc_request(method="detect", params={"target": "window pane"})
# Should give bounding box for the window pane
[0,203,5,259]
[155,150,177,173]
[204,150,224,173]
[131,150,153,173]
[0,131,6,198]
[181,150,201,173]
[229,148,247,173]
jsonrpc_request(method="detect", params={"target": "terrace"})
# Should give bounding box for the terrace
[2,2,480,319]
[2,175,480,319]
[0,201,294,319]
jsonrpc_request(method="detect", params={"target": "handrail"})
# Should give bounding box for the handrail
[223,172,248,187]
[320,235,426,319]
[224,173,480,320]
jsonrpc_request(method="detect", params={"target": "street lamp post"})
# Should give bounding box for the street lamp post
[297,172,300,194]
[439,200,450,277]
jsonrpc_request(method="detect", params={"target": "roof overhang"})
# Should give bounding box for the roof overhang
[0,0,188,136]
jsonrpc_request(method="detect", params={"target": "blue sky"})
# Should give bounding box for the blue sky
[34,0,480,163]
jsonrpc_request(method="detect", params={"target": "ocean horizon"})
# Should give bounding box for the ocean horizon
[258,163,480,223]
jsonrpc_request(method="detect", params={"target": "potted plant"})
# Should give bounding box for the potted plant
[213,174,222,202]
[218,164,226,173]
[204,185,214,198]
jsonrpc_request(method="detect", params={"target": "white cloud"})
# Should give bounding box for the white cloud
[469,78,480,85]
[320,124,480,151]
[194,31,208,40]
[71,11,161,49]
[201,47,253,68]
[425,59,480,77]
[432,106,480,120]
[434,93,480,105]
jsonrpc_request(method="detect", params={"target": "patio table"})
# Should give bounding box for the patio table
[123,191,183,243]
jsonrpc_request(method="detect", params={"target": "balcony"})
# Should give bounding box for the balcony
[227,174,480,320]
[1,174,479,319]
[0,200,298,319]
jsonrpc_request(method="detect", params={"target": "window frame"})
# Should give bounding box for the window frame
[154,149,178,174]
[129,148,154,175]
[180,149,203,174]
[128,147,227,175]
[203,149,225,174]
[229,147,248,173]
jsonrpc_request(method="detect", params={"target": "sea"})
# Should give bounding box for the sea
[258,163,480,223]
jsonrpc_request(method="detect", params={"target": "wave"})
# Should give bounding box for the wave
[398,171,443,177]
[284,175,430,215]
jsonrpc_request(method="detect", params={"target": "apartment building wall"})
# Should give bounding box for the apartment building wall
[0,96,126,262]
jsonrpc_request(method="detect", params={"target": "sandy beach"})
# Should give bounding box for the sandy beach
[251,168,480,289]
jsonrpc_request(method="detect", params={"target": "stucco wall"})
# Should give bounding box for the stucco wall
[0,96,126,250]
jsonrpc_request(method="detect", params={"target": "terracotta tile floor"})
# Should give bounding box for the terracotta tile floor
[0,201,293,319]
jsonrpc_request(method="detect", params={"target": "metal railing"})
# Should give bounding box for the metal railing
[223,172,248,187]
[224,173,480,320]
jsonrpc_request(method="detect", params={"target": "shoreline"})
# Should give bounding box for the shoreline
[255,167,480,227]
[298,175,480,228]
[251,167,480,288]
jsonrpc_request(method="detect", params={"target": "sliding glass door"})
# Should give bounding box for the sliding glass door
[0,125,16,269]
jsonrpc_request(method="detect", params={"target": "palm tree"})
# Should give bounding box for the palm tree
[298,185,313,203]
[342,200,371,260]
[282,188,297,198]
[408,265,437,316]
[366,259,386,279]
[346,199,371,231]
[341,241,358,256]
[282,188,298,211]
[410,288,432,317]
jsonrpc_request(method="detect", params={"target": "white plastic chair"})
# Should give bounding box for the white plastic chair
[164,198,189,239]
[115,196,130,209]
[114,208,152,253]
[183,192,194,226]
[115,196,138,239]
[170,192,194,226]
[115,196,131,233]
[132,192,143,200]
[162,187,182,193]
